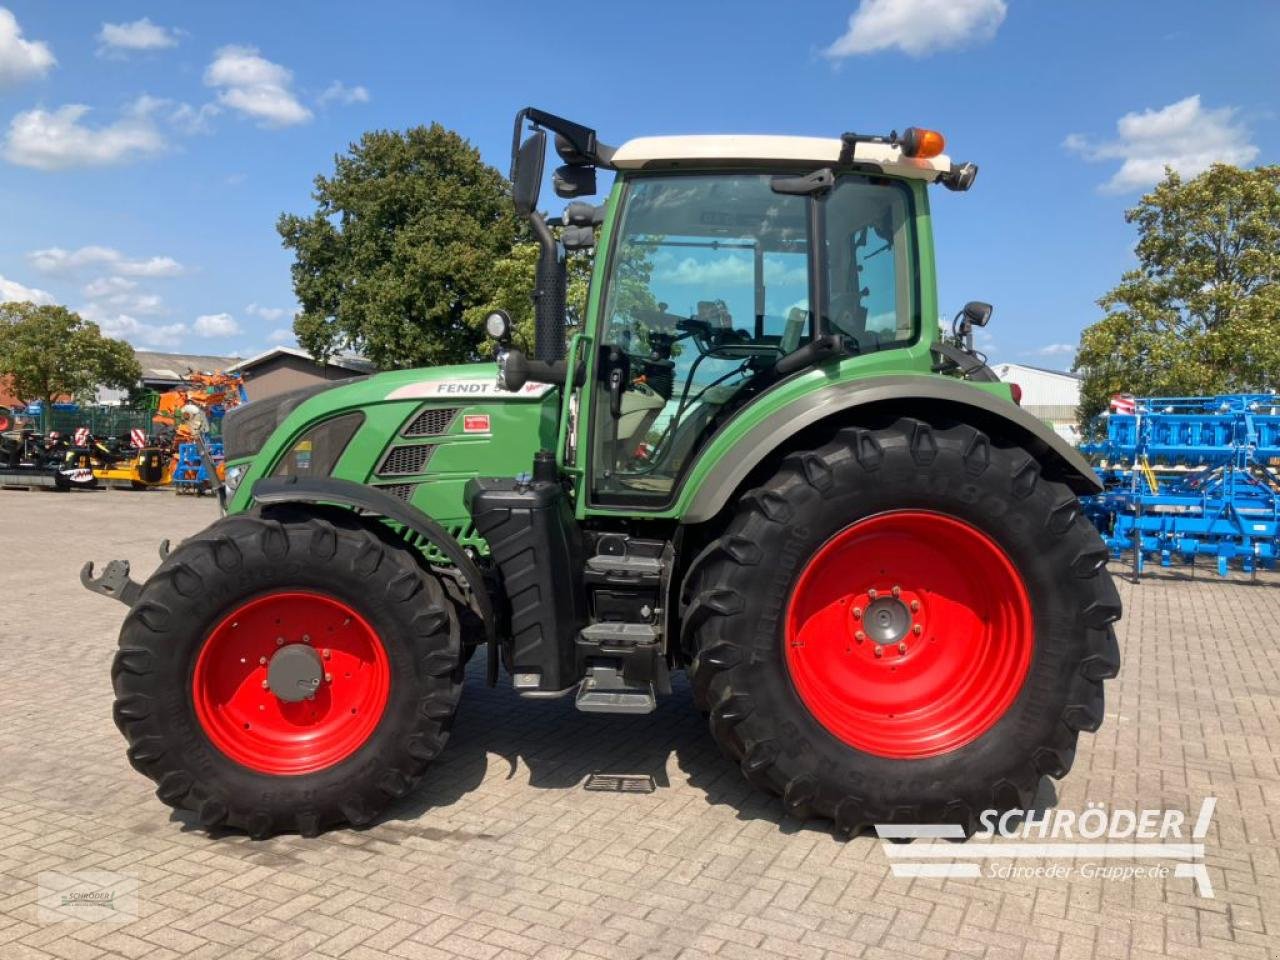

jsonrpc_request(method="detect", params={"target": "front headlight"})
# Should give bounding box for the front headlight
[223,462,248,496]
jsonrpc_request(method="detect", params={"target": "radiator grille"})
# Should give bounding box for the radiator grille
[378,444,434,476]
[403,406,458,437]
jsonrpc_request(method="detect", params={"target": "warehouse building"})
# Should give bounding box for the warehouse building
[991,362,1082,444]
[228,347,375,402]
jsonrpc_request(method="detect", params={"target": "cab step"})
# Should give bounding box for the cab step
[575,665,657,715]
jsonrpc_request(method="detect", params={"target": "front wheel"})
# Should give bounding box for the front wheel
[682,417,1121,834]
[112,508,463,837]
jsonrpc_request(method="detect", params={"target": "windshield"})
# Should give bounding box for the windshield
[590,171,916,505]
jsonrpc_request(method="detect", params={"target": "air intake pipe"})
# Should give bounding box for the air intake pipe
[529,213,566,364]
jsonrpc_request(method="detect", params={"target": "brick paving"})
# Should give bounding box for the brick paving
[0,488,1277,960]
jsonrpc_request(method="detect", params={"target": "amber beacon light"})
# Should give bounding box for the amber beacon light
[900,127,946,159]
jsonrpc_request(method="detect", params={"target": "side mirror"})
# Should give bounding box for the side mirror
[963,301,993,328]
[552,164,596,198]
[512,130,547,217]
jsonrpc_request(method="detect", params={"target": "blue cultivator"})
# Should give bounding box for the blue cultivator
[1081,394,1280,578]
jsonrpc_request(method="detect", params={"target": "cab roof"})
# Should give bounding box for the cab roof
[608,134,952,182]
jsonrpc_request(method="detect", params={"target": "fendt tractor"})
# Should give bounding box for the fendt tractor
[84,108,1121,838]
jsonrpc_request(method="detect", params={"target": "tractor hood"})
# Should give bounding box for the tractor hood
[222,361,562,531]
[223,363,553,463]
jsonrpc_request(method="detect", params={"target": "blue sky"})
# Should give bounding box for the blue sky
[0,0,1275,366]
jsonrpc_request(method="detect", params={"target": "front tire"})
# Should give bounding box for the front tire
[682,417,1121,834]
[112,508,463,837]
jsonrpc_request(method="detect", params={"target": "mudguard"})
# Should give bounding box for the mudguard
[683,373,1100,524]
[250,476,497,654]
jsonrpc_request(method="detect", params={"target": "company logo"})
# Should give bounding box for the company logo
[877,798,1216,897]
[38,871,138,923]
[386,379,554,401]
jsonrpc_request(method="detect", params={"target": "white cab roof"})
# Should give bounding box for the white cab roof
[609,134,952,182]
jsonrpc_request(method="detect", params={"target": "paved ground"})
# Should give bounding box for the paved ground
[0,488,1277,960]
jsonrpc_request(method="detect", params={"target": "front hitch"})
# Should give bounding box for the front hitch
[80,559,144,608]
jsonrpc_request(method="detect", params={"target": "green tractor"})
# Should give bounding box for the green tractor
[86,108,1120,838]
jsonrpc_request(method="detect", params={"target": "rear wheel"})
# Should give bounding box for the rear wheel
[683,417,1121,834]
[112,508,463,837]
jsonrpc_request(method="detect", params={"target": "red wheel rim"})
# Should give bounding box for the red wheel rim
[784,511,1033,759]
[192,592,390,775]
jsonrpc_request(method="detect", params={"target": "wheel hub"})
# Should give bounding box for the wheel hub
[861,596,912,644]
[266,643,324,702]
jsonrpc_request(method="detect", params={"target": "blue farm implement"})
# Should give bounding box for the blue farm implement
[1081,394,1280,578]
[171,439,224,495]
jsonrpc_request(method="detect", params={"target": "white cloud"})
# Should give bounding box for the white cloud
[245,302,289,322]
[825,0,1006,58]
[129,94,220,135]
[97,17,180,55]
[0,7,54,88]
[267,327,296,344]
[1065,95,1259,193]
[29,245,184,277]
[82,275,165,315]
[3,104,166,170]
[193,312,241,337]
[0,273,55,305]
[318,81,370,106]
[84,308,187,349]
[204,45,311,128]
[1037,343,1076,357]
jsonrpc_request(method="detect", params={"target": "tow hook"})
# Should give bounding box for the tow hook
[80,559,144,608]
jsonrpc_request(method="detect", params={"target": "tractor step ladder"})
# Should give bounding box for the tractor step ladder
[575,664,657,715]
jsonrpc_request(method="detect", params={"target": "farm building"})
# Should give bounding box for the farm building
[228,347,375,402]
[991,362,1082,443]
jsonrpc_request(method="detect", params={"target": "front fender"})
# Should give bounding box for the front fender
[682,374,1099,524]
[250,476,498,660]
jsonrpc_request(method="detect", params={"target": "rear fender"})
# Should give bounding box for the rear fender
[683,374,1099,524]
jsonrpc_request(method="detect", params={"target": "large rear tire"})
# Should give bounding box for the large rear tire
[112,508,463,837]
[682,416,1121,834]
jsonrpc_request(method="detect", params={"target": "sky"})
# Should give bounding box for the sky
[0,0,1276,367]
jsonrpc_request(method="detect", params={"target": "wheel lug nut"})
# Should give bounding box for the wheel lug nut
[874,645,883,658]
[324,673,332,683]
[852,607,862,619]
[322,649,331,659]
[891,585,901,597]
[910,600,920,612]
[912,624,922,635]
[898,642,907,654]
[302,634,311,644]
[867,589,878,599]
[259,656,267,665]
[275,636,284,646]
[261,680,269,689]
[855,630,865,642]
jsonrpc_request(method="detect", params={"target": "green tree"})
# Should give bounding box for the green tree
[0,302,141,428]
[1075,164,1280,422]
[278,123,522,369]
[462,243,593,357]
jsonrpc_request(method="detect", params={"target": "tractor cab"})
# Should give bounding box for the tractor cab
[499,109,981,509]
